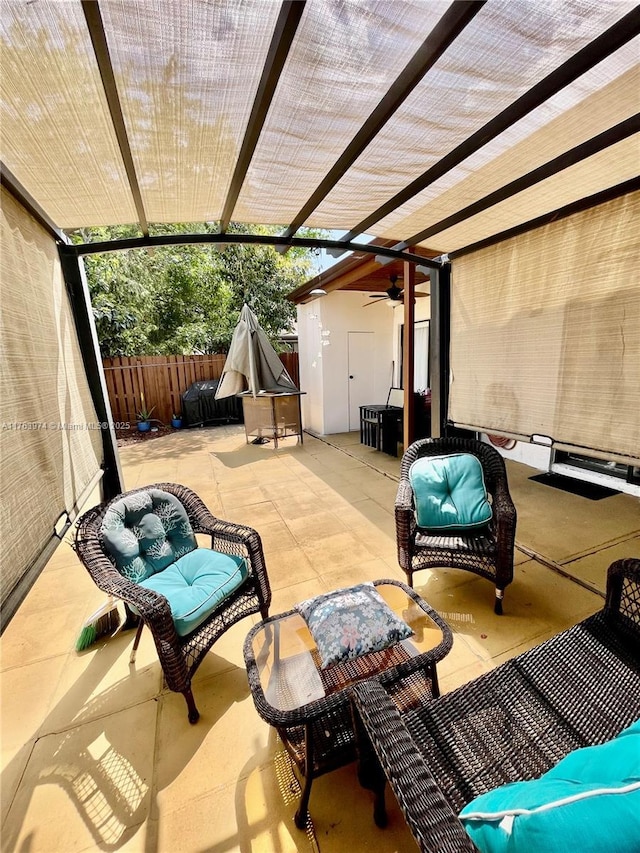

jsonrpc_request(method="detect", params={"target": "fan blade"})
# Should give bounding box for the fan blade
[363,290,429,307]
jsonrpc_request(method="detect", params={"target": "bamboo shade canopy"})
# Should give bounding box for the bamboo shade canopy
[0,0,638,254]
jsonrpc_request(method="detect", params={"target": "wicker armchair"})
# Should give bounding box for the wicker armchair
[74,483,271,723]
[396,437,517,614]
[352,558,640,852]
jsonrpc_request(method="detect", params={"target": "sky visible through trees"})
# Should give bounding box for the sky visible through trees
[70,223,325,357]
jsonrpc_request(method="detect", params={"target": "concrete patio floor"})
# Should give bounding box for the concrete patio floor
[2,426,638,852]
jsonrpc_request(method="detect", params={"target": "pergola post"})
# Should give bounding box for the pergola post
[58,245,123,501]
[430,263,451,439]
[402,258,416,449]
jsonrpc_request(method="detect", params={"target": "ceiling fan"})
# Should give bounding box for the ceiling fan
[363,274,429,307]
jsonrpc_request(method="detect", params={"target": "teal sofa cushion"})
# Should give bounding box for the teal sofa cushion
[295,582,413,668]
[138,548,248,637]
[409,453,492,531]
[101,489,197,582]
[459,717,640,853]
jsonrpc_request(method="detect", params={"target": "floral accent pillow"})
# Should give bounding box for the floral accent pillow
[295,582,413,669]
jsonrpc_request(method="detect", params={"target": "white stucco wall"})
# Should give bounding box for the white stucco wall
[297,303,326,434]
[297,291,396,434]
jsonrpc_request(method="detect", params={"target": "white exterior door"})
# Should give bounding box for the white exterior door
[348,331,375,431]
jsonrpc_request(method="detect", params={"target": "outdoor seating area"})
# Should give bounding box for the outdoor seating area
[2,3,639,851]
[2,425,638,852]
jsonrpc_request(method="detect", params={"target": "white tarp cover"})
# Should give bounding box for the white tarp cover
[1,0,637,252]
[448,190,640,464]
[0,188,104,613]
[215,304,298,398]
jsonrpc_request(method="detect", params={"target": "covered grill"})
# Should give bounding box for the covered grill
[181,380,243,428]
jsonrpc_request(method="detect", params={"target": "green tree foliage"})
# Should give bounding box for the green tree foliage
[69,223,322,356]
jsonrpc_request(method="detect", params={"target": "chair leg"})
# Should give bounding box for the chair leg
[122,602,140,631]
[294,723,314,828]
[494,588,504,615]
[129,621,144,665]
[183,687,200,724]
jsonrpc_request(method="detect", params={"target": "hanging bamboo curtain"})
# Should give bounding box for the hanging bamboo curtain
[449,190,640,464]
[0,188,104,622]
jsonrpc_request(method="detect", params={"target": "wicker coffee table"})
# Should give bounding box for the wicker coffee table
[243,579,452,828]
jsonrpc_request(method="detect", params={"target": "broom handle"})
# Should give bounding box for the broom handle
[85,595,118,622]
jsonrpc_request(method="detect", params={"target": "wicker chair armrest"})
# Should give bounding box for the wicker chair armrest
[395,480,417,571]
[605,558,640,640]
[490,478,517,551]
[351,680,477,853]
[118,583,174,625]
[193,511,262,553]
[194,512,271,609]
[395,478,415,513]
[491,477,516,522]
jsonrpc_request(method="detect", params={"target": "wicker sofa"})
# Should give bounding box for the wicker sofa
[352,558,640,852]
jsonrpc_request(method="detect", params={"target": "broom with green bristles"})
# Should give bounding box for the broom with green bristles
[75,596,122,651]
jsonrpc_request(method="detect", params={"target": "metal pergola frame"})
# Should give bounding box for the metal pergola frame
[2,0,639,497]
[2,0,639,629]
[60,2,639,252]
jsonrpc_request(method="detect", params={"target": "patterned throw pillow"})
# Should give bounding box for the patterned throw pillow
[295,582,413,668]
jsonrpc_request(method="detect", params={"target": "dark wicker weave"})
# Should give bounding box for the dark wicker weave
[396,437,517,613]
[74,483,271,723]
[351,558,640,853]
[243,580,453,828]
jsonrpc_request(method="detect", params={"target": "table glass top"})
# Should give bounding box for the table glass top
[250,582,445,712]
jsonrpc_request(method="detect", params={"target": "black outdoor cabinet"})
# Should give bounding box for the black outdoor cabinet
[360,392,431,457]
[181,380,243,428]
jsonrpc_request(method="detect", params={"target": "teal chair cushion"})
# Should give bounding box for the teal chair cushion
[138,549,249,637]
[409,453,492,531]
[101,489,197,582]
[459,717,640,853]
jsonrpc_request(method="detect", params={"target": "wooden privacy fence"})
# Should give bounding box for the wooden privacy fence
[102,353,300,426]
